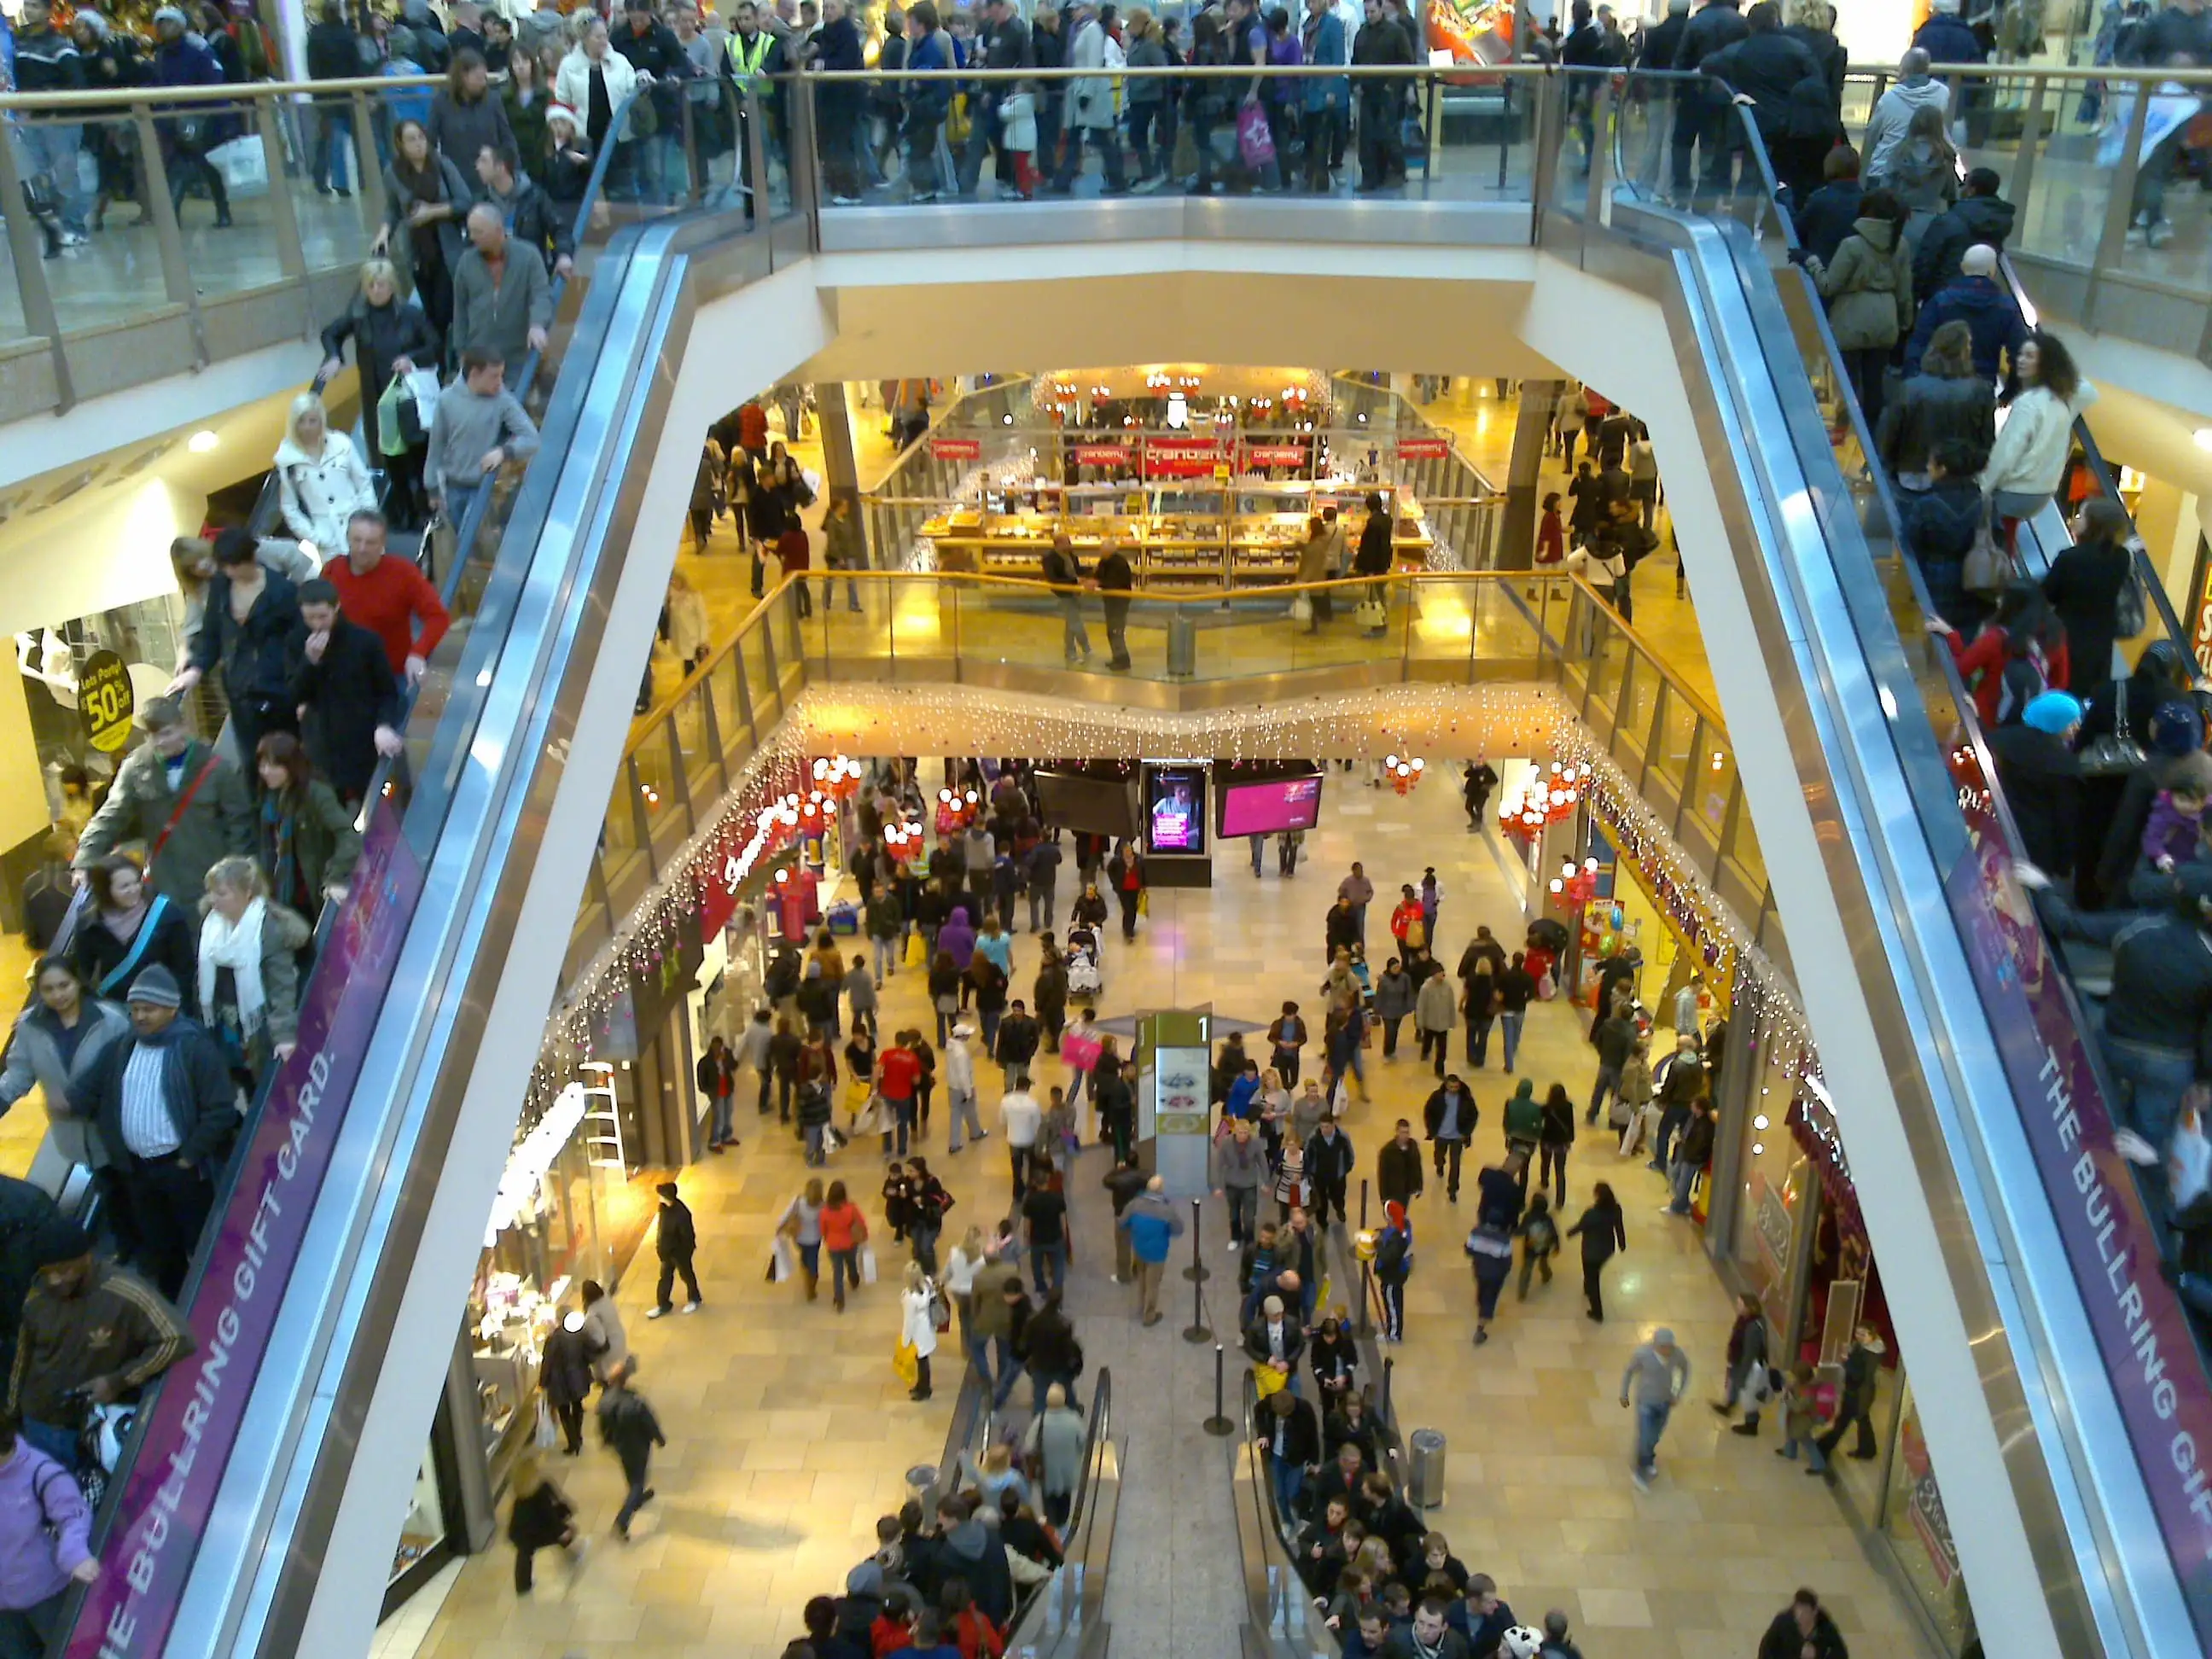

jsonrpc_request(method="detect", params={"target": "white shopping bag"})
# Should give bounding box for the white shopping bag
[403,365,442,434]
[859,1243,879,1285]
[768,1235,795,1284]
[207,135,269,197]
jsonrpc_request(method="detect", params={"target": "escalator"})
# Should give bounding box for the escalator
[50,85,789,1659]
[1557,68,2212,1659]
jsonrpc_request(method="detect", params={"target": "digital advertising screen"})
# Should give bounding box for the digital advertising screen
[1144,763,1208,856]
[1220,772,1324,838]
[1034,769,1141,838]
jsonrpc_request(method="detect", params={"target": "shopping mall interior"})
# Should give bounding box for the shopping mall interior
[15,15,2212,1659]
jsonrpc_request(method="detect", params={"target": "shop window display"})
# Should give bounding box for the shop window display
[390,1447,448,1586]
[1884,1383,1975,1650]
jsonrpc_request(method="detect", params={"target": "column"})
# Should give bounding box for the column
[1496,378,1563,573]
[813,380,869,568]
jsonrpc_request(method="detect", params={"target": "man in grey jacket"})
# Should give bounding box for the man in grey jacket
[73,698,253,907]
[1213,1116,1267,1249]
[426,347,542,530]
[451,204,552,390]
[1619,1325,1691,1489]
[1861,47,1950,183]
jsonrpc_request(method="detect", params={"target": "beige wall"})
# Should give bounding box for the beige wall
[0,652,59,855]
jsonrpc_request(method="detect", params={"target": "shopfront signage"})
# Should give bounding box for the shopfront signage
[2189,533,2212,677]
[1396,437,1450,460]
[1072,445,1131,467]
[1145,439,1223,463]
[69,803,424,1659]
[77,650,134,754]
[1943,826,2212,1641]
[1243,444,1307,468]
[929,438,982,460]
[1751,1172,1792,1281]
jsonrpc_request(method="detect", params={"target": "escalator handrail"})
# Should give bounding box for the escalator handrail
[53,82,730,1657]
[1591,74,2212,1652]
[1239,1368,1338,1659]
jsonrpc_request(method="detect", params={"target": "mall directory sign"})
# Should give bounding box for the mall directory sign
[68,803,426,1659]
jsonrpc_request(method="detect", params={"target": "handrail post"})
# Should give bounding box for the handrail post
[256,97,312,336]
[349,90,386,235]
[790,74,822,247]
[744,85,772,221]
[2087,84,2150,333]
[0,125,75,410]
[1582,76,1613,222]
[2010,73,2048,231]
[131,102,208,366]
[1529,70,1564,242]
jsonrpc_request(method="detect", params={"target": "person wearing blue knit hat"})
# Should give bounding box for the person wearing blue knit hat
[1988,690,2083,882]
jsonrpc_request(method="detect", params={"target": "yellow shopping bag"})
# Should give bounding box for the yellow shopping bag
[894,1337,919,1389]
[1253,1362,1289,1400]
[905,928,928,969]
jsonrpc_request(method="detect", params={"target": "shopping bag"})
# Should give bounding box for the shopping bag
[2171,1092,2212,1224]
[375,375,413,457]
[402,364,441,439]
[1289,594,1313,624]
[1236,101,1276,171]
[769,1235,795,1283]
[904,928,928,969]
[859,1243,880,1284]
[1060,1030,1103,1068]
[1137,889,1150,917]
[1252,1362,1289,1400]
[1354,599,1387,630]
[893,1337,919,1389]
[207,135,270,197]
[533,1397,558,1451]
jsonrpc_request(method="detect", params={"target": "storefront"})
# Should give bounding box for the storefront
[1713,1005,1974,1652]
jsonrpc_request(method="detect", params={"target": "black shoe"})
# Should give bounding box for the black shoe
[1730,1422,1759,1437]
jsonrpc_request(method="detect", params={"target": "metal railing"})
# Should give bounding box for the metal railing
[0,68,769,418]
[573,562,1782,1011]
[1566,65,2212,1655]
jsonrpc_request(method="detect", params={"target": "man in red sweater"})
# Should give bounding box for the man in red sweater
[323,510,451,686]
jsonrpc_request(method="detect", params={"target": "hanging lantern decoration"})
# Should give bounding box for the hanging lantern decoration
[884,819,924,864]
[1549,854,1601,909]
[934,787,980,836]
[812,754,865,800]
[1383,754,1425,795]
[1497,760,1582,843]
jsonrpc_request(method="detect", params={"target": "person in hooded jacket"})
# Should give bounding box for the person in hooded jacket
[2090,699,2207,911]
[1790,144,1863,265]
[1806,189,1912,434]
[1914,167,2015,303]
[917,1493,1015,1622]
[1906,244,2030,384]
[1898,440,1990,635]
[1988,691,2083,879]
[1877,319,1994,494]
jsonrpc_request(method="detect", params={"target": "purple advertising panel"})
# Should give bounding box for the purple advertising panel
[1220,776,1324,839]
[1943,828,2212,1642]
[67,803,426,1659]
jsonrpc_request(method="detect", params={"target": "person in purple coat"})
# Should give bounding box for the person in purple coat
[938,903,978,971]
[0,1416,97,1653]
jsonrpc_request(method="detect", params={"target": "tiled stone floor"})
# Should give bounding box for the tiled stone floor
[406,762,1927,1659]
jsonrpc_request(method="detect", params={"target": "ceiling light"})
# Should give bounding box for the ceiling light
[187,431,219,453]
[2195,428,2212,451]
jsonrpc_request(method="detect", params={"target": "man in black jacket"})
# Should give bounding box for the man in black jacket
[598,1356,667,1539]
[1912,168,2015,304]
[1695,1,1816,187]
[12,0,90,244]
[88,966,236,1298]
[958,0,1033,199]
[1423,1079,1476,1199]
[290,579,404,807]
[306,1,364,195]
[475,143,576,277]
[1668,0,1746,192]
[1375,1118,1424,1208]
[1352,0,1413,191]
[1260,1385,1321,1522]
[649,1180,701,1317]
[995,998,1041,1086]
[1095,543,1134,669]
[1306,1116,1354,1225]
[1756,1587,1849,1659]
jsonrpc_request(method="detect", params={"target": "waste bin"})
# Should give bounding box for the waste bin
[1166,613,1196,678]
[1407,1428,1447,1510]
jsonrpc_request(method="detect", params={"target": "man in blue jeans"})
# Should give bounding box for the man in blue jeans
[1021,1167,1069,1294]
[1619,1326,1690,1490]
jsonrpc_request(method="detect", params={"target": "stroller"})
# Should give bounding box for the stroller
[1065,923,1103,997]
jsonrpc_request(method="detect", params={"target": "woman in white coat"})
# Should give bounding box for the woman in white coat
[1051,3,1129,195]
[1982,329,2097,537]
[666,571,710,676]
[556,15,645,193]
[900,1259,940,1402]
[275,392,375,564]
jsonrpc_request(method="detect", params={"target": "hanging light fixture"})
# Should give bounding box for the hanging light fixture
[1383,754,1425,795]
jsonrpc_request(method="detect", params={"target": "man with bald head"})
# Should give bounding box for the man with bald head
[1862,45,1948,181]
[1905,242,2030,383]
[451,201,552,389]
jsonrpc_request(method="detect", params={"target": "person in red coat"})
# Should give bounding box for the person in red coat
[779,525,813,618]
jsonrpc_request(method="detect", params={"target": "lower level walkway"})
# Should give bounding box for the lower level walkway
[402,764,1921,1659]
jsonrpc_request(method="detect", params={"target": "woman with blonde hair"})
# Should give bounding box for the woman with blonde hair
[275,391,376,565]
[199,855,312,1084]
[900,1258,941,1400]
[318,258,442,529]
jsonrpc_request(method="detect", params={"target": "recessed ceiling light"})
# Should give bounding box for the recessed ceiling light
[2195,428,2212,452]
[188,431,219,453]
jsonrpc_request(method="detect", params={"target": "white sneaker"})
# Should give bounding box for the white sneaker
[1630,1469,1651,1492]
[2114,1128,2161,1167]
[681,1301,701,1314]
[831,194,864,207]
[647,1306,670,1319]
[1227,1240,1240,1254]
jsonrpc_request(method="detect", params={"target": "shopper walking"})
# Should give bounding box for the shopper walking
[597,1358,667,1540]
[1414,966,1454,1077]
[1713,1291,1770,1435]
[900,1260,941,1401]
[697,1035,739,1150]
[945,1022,987,1152]
[778,1176,831,1309]
[647,1180,701,1319]
[1117,1174,1182,1325]
[1619,1326,1691,1489]
[504,1452,585,1598]
[1566,1183,1626,1322]
[1538,1084,1575,1208]
[1002,1078,1044,1193]
[579,1278,627,1383]
[1107,839,1146,940]
[1376,1119,1423,1210]
[1494,953,1535,1072]
[1372,1200,1412,1342]
[813,1179,871,1314]
[538,1309,595,1455]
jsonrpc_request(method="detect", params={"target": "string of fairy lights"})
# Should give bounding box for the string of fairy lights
[515,682,1827,1145]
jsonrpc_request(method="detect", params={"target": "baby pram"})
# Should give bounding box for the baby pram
[1065,923,1103,997]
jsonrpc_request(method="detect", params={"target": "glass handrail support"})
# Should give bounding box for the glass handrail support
[1568,64,2210,1656]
